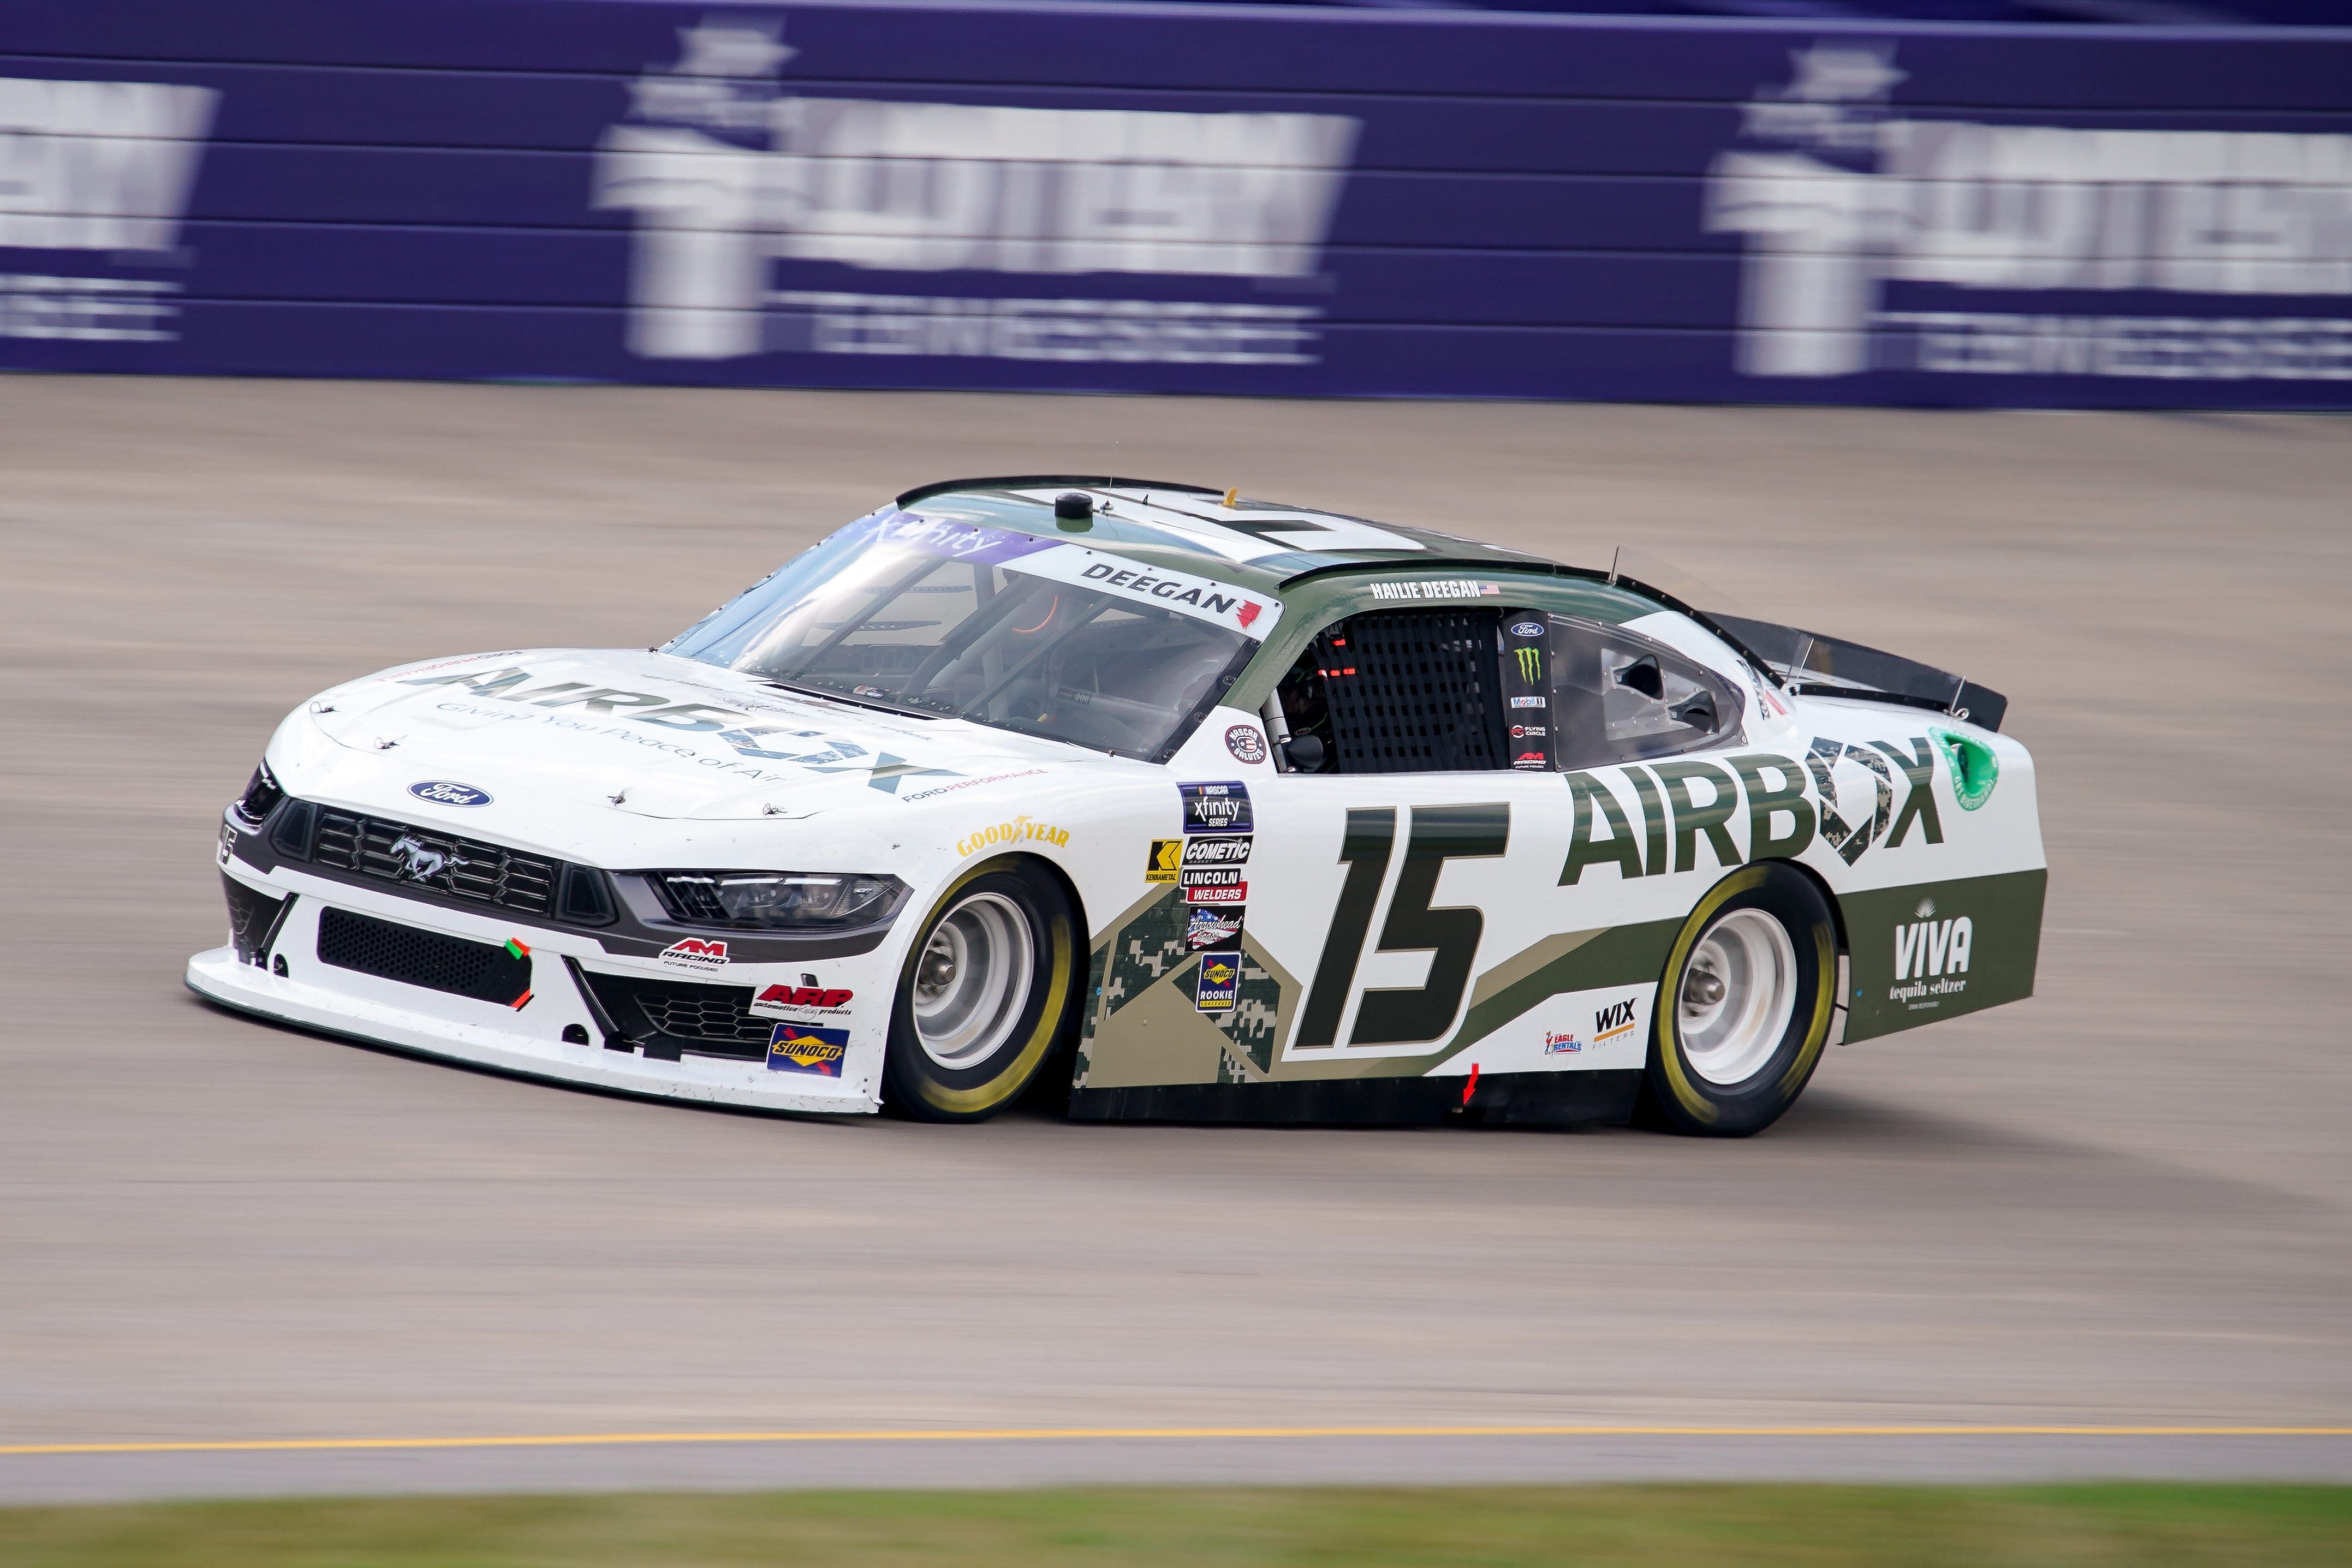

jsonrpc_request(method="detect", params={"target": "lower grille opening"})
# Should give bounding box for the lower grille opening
[222,874,289,966]
[576,971,773,1063]
[316,907,531,1006]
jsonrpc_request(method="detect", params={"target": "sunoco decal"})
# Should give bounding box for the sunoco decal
[767,1023,849,1076]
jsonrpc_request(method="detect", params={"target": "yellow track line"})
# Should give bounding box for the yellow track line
[5,1424,2350,1458]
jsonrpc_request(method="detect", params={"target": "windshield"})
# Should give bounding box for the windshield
[668,510,1272,759]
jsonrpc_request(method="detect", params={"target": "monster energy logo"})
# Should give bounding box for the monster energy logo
[1514,647,1543,682]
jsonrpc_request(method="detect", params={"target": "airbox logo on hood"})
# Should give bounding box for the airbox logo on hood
[409,780,492,807]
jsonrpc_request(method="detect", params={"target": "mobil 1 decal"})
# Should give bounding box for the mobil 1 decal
[1556,740,1944,885]
[1178,780,1252,834]
[1294,802,1508,1053]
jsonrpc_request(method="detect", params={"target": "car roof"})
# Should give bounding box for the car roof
[895,475,1570,593]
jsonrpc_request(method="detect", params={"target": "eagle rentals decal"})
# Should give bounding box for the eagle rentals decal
[766,1023,849,1076]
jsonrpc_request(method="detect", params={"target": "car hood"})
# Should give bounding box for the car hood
[300,648,1080,820]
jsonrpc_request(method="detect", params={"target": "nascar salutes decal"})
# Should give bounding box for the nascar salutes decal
[750,981,853,1018]
[1179,781,1252,834]
[1185,907,1245,951]
[767,1023,849,1076]
[659,938,729,971]
[1193,951,1242,1012]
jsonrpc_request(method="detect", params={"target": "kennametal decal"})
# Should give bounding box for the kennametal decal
[594,18,1359,367]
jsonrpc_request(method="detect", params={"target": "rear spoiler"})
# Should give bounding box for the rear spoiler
[1708,615,2008,734]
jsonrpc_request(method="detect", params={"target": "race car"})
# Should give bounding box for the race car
[190,478,2044,1135]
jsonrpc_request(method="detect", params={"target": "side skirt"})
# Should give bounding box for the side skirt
[1066,1068,1642,1129]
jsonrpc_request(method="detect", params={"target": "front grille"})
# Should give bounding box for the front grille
[312,808,559,917]
[222,873,288,965]
[317,907,531,1006]
[577,971,772,1061]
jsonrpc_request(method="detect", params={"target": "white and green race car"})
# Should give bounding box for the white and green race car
[193,478,2042,1135]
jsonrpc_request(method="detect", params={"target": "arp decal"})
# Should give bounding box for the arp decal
[659,938,730,971]
[751,982,853,1018]
[408,780,492,807]
[1193,951,1242,1012]
[1178,780,1252,834]
[766,1023,849,1075]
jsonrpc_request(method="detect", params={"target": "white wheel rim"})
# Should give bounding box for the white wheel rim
[911,892,1035,1069]
[1677,908,1798,1087]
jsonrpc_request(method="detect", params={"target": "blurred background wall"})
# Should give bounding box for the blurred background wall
[5,0,2350,406]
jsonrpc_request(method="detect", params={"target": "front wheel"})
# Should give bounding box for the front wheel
[1642,862,1837,1138]
[883,861,1078,1122]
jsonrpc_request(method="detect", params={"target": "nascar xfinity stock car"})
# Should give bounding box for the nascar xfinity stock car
[192,479,2044,1135]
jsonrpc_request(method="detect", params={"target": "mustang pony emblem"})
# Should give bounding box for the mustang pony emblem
[385,834,466,884]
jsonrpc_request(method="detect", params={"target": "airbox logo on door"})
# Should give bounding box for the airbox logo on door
[1707,44,2352,385]
[594,16,1360,369]
[0,77,218,344]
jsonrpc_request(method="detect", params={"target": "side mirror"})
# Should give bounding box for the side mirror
[1669,690,1718,730]
[1281,734,1327,772]
[1616,655,1665,701]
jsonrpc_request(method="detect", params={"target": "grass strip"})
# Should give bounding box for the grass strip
[0,1483,2347,1567]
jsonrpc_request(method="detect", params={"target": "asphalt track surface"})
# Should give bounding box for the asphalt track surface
[3,378,2349,1503]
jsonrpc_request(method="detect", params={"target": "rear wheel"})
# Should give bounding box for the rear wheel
[1643,862,1837,1137]
[883,861,1077,1122]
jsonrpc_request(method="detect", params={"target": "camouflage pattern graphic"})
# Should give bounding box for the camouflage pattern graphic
[1072,941,1110,1081]
[1103,888,1195,1016]
[1805,736,1894,866]
[1213,951,1283,1074]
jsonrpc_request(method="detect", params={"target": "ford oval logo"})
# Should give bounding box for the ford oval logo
[1509,620,1545,638]
[409,780,492,808]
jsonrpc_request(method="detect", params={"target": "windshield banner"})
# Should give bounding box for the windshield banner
[1002,544,1278,641]
[7,1,2351,408]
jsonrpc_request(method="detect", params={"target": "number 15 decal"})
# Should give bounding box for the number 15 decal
[1294,803,1509,1051]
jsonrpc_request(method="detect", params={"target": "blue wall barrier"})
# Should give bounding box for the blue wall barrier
[5,0,2351,406]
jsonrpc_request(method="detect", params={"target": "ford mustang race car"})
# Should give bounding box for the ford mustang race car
[191,478,2044,1135]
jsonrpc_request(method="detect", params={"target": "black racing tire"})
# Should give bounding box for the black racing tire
[883,859,1079,1122]
[1641,861,1838,1138]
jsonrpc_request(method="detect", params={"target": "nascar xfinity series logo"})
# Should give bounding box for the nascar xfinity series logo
[1707,44,2352,383]
[594,16,1359,367]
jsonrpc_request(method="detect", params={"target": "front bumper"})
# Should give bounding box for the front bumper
[192,858,886,1116]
